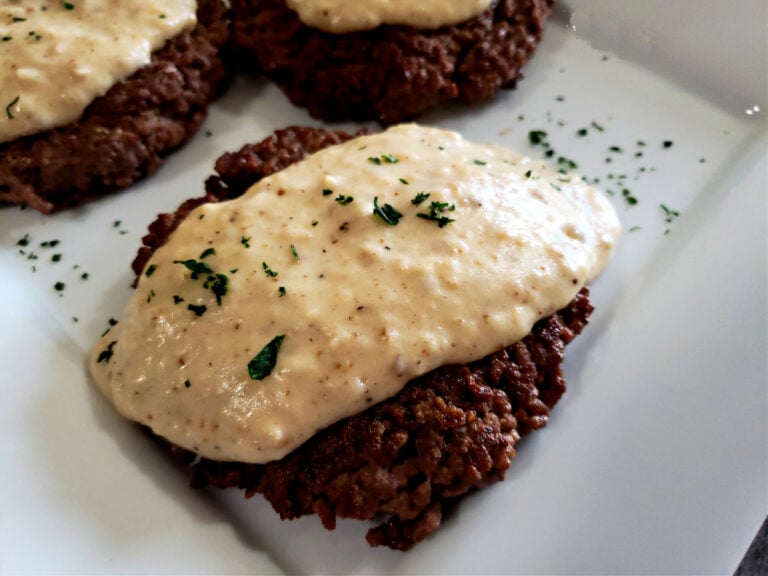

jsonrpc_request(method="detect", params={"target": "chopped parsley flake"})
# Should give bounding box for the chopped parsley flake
[411,192,430,205]
[368,154,399,165]
[473,159,487,166]
[61,1,75,9]
[248,335,285,381]
[17,234,30,247]
[322,188,334,196]
[173,295,184,304]
[660,204,680,223]
[290,244,299,260]
[372,196,403,226]
[557,156,578,171]
[187,303,207,317]
[241,235,251,248]
[591,121,605,132]
[40,239,60,248]
[174,259,229,304]
[262,262,278,278]
[174,258,213,279]
[528,130,549,146]
[204,274,229,305]
[184,379,191,388]
[54,281,65,292]
[622,189,638,206]
[97,341,117,363]
[335,194,354,205]
[5,95,20,120]
[145,264,158,277]
[417,200,455,228]
[199,247,216,259]
[278,286,286,297]
[576,128,588,137]
[51,253,61,263]
[399,178,409,185]
[663,140,674,149]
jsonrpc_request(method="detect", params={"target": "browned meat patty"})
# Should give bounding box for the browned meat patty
[135,126,593,550]
[0,0,231,214]
[230,0,554,124]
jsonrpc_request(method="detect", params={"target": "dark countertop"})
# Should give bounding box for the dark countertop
[736,517,768,575]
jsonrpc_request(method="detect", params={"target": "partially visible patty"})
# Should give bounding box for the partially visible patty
[0,0,231,214]
[230,0,553,124]
[134,126,592,550]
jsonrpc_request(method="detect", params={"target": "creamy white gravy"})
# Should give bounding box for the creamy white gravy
[286,0,493,33]
[90,124,620,463]
[0,0,197,143]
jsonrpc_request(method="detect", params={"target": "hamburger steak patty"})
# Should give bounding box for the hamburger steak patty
[230,0,554,124]
[0,0,231,214]
[134,127,593,550]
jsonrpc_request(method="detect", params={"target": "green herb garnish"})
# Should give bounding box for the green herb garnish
[97,341,117,363]
[145,264,158,277]
[372,196,403,226]
[241,235,251,248]
[417,201,455,228]
[335,194,354,205]
[411,192,430,205]
[660,204,680,223]
[290,244,299,260]
[528,130,548,146]
[262,262,278,278]
[5,95,20,120]
[187,304,207,317]
[199,247,216,259]
[248,335,285,381]
[174,258,213,279]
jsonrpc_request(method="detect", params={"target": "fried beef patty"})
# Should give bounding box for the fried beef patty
[0,0,231,214]
[134,126,592,550]
[230,0,554,124]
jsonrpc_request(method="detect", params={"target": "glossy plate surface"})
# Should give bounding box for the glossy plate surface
[1,1,766,573]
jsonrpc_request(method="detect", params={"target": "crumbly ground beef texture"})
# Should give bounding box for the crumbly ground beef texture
[136,126,593,550]
[0,0,231,214]
[230,0,554,124]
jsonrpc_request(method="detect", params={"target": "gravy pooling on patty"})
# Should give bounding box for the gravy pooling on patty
[90,124,620,464]
[285,0,493,33]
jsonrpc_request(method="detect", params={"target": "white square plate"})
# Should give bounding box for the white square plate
[1,1,766,573]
